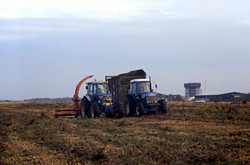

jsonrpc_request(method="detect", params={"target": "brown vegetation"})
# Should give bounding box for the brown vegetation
[0,102,249,164]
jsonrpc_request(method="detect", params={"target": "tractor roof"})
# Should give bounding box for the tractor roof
[86,81,107,84]
[130,79,150,83]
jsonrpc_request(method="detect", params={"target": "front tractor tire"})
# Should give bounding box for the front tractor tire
[135,102,144,116]
[93,102,100,117]
[105,111,111,118]
[158,100,167,114]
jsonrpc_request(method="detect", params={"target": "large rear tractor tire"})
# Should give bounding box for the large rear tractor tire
[158,100,167,114]
[124,98,135,117]
[80,99,86,119]
[124,100,130,117]
[116,102,124,118]
[135,102,144,117]
[89,103,95,118]
[81,98,91,118]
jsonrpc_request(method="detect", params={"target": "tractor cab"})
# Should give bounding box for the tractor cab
[129,79,152,94]
[129,79,157,104]
[86,81,109,95]
[82,81,113,117]
[125,78,166,116]
[82,80,123,118]
[86,81,112,106]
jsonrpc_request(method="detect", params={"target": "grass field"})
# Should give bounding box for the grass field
[0,102,249,164]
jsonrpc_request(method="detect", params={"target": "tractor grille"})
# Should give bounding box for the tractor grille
[147,96,156,103]
[103,95,112,104]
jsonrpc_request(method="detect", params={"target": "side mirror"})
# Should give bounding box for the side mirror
[86,86,88,89]
[155,84,157,88]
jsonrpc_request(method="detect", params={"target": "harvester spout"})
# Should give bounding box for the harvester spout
[73,75,93,101]
[54,75,93,118]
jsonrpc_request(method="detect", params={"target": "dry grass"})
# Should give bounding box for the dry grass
[0,102,249,164]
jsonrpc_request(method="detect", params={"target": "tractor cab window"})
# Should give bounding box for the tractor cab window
[130,81,151,94]
[137,81,151,93]
[87,84,93,95]
[94,83,107,95]
[130,83,137,94]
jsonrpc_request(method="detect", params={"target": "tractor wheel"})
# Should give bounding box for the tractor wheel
[93,102,100,117]
[105,111,110,118]
[82,97,90,117]
[107,111,115,118]
[89,103,95,118]
[80,99,86,118]
[124,100,130,117]
[116,102,124,118]
[158,100,167,114]
[124,98,135,117]
[135,102,144,116]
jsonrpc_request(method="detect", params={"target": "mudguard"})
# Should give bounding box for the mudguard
[85,95,91,102]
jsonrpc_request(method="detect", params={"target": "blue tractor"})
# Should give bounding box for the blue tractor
[80,80,124,118]
[124,78,167,116]
[106,69,167,117]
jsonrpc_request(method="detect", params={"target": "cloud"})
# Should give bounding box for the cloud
[0,0,136,19]
[1,0,250,25]
[0,34,37,40]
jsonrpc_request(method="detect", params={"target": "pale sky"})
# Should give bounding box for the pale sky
[0,0,250,100]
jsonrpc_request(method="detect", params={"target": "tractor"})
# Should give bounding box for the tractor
[105,69,167,117]
[80,80,124,118]
[124,78,167,116]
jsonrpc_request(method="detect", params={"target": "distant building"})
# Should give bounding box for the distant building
[195,92,249,102]
[156,93,183,102]
[184,83,201,97]
[166,94,183,101]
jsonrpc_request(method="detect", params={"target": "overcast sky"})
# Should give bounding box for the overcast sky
[0,0,250,100]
